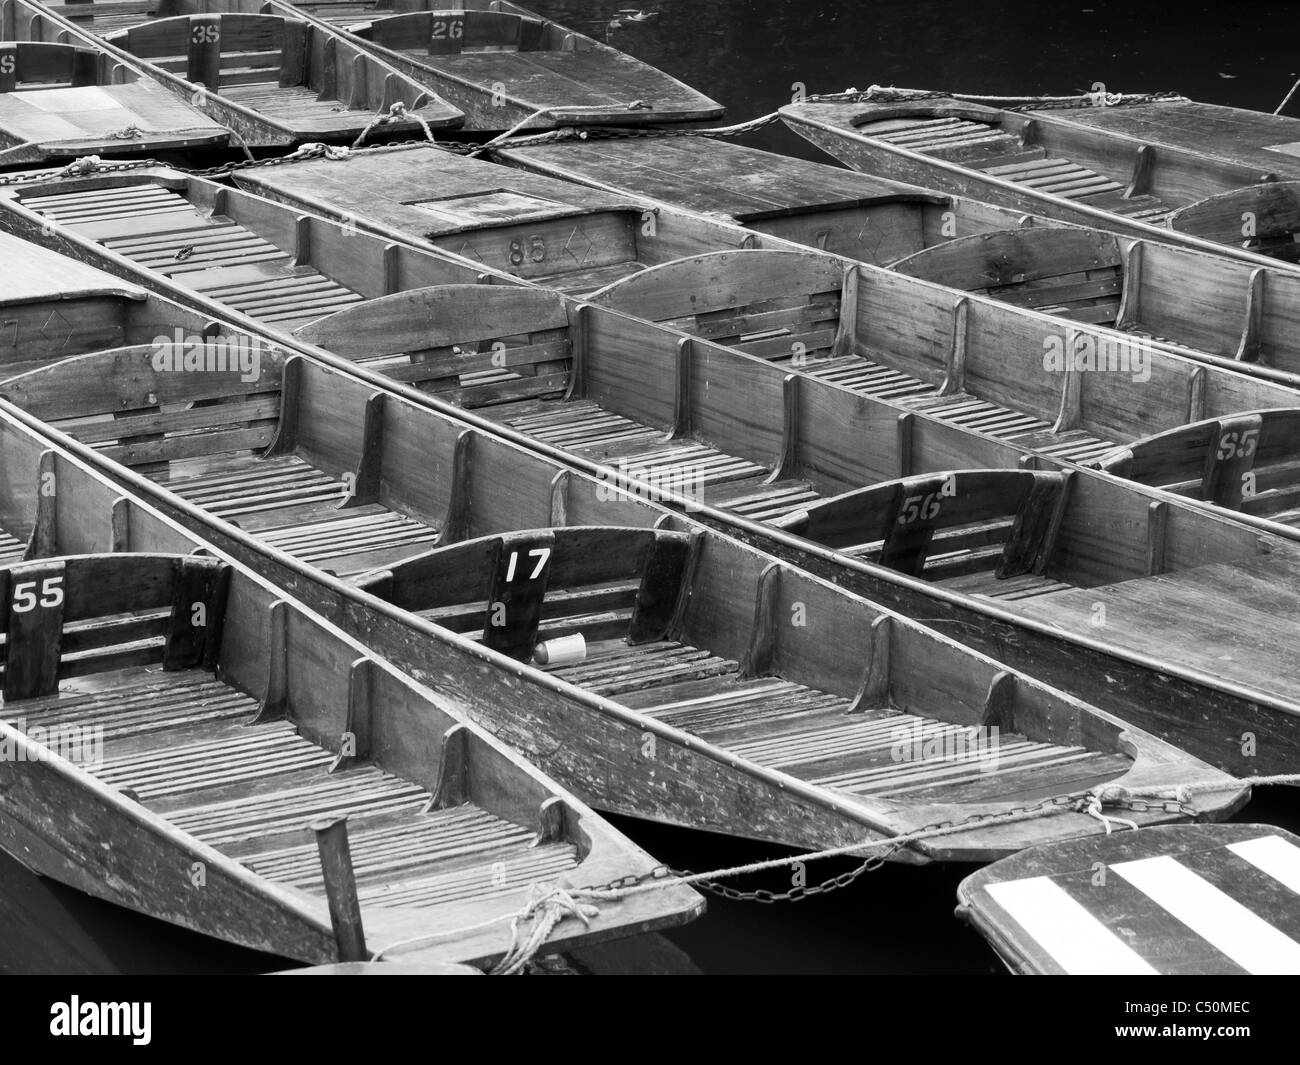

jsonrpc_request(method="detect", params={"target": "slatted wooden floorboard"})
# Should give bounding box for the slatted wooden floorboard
[546,638,1128,805]
[488,397,822,522]
[155,451,440,575]
[864,116,1174,223]
[7,667,578,912]
[17,183,366,330]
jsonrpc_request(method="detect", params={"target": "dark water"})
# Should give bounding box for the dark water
[4,0,1300,976]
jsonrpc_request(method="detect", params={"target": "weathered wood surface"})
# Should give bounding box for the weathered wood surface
[957,824,1300,974]
[237,140,1300,393]
[101,9,463,141]
[0,1,232,160]
[6,178,1300,773]
[0,439,702,965]
[1094,408,1300,527]
[780,97,1300,270]
[1041,99,1300,181]
[496,135,1057,265]
[9,0,465,145]
[0,368,1248,862]
[1169,181,1300,261]
[234,143,777,294]
[286,0,724,129]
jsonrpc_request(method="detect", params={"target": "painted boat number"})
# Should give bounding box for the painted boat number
[508,236,547,265]
[431,17,465,40]
[1217,429,1259,459]
[897,493,942,526]
[504,547,551,582]
[11,576,64,613]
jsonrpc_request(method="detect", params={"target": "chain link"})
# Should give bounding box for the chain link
[573,786,1200,907]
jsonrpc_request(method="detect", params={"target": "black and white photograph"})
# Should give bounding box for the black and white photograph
[0,0,1296,1036]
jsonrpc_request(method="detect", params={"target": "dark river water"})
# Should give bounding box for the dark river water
[4,0,1300,975]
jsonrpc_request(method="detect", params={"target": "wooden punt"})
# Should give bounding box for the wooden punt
[1167,180,1300,260]
[0,343,1249,862]
[494,134,1065,266]
[886,227,1300,387]
[1090,408,1300,532]
[0,422,700,965]
[956,824,1300,974]
[232,143,762,296]
[0,223,298,378]
[779,94,1300,263]
[17,0,465,146]
[0,0,230,163]
[266,0,724,129]
[8,176,1300,771]
[246,141,1300,393]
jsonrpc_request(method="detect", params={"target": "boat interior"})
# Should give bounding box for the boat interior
[0,341,666,579]
[771,461,1300,712]
[232,144,754,296]
[0,548,669,962]
[587,248,1300,470]
[785,96,1278,228]
[1168,180,1300,262]
[0,173,492,330]
[494,135,1061,267]
[342,5,723,124]
[349,522,1244,857]
[0,1,233,158]
[101,10,462,137]
[890,226,1300,376]
[1092,408,1300,527]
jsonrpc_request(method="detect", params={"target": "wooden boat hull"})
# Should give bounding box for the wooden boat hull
[494,134,1064,266]
[231,144,756,296]
[4,172,1300,774]
[267,0,723,129]
[0,414,701,965]
[0,353,1250,863]
[0,2,231,161]
[12,0,464,147]
[253,141,1300,392]
[779,96,1300,270]
[956,824,1300,974]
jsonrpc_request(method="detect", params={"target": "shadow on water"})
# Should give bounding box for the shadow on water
[0,848,284,975]
[535,0,1300,161]
[3,0,1299,975]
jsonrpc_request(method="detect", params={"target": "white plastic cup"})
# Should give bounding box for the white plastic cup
[533,633,587,667]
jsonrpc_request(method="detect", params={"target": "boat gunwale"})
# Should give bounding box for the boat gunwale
[778,100,1300,275]
[3,172,1300,720]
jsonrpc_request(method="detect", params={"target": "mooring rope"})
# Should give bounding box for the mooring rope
[0,81,1191,185]
[1276,77,1300,116]
[364,772,1300,973]
[351,101,436,149]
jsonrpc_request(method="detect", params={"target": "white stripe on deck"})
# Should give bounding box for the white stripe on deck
[1227,835,1300,896]
[1111,855,1300,975]
[985,876,1157,975]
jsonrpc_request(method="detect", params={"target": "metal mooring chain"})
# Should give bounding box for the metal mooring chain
[576,789,1198,906]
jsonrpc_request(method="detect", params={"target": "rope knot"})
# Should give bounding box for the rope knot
[1076,790,1139,835]
[352,101,436,148]
[108,125,143,140]
[61,155,102,176]
[490,884,599,976]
